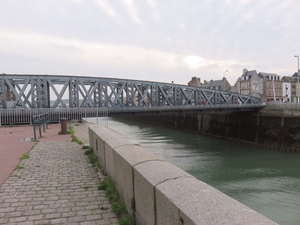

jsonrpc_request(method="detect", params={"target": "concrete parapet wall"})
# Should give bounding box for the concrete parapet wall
[88,124,277,225]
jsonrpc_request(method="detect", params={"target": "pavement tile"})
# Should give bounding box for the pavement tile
[0,127,119,225]
[0,218,9,224]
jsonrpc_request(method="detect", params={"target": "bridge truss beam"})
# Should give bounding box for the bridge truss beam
[0,74,262,109]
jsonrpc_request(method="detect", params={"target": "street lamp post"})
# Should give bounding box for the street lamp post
[223,70,228,91]
[295,55,299,103]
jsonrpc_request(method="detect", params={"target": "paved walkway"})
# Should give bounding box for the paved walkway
[0,124,119,225]
[0,124,72,185]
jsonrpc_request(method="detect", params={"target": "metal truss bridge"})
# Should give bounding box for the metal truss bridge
[0,74,265,113]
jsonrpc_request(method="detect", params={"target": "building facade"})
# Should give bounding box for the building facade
[187,77,231,91]
[236,69,285,102]
[187,77,201,87]
[259,72,283,102]
[292,72,300,101]
[201,78,230,91]
[236,69,264,99]
[281,76,296,102]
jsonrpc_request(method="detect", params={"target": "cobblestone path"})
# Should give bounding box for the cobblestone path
[0,141,118,225]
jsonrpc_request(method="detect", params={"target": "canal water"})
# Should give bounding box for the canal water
[104,117,300,225]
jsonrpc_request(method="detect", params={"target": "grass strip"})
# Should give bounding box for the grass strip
[68,126,83,145]
[83,146,133,225]
[73,127,133,225]
[98,177,133,225]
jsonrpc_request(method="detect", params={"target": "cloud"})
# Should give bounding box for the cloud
[146,0,156,8]
[0,29,184,69]
[122,0,142,24]
[183,56,206,69]
[0,28,249,84]
[1,0,300,86]
[95,0,117,17]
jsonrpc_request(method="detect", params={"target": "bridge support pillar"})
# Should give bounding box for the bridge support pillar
[198,114,202,134]
[280,116,284,148]
[238,119,241,141]
[255,115,260,144]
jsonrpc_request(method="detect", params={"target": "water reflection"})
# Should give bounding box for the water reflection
[105,117,300,225]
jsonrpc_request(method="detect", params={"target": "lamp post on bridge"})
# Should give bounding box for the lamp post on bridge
[295,55,299,103]
[223,70,228,91]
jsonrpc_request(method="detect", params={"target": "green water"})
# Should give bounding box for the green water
[106,117,300,225]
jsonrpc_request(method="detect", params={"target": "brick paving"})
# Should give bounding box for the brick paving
[0,139,119,225]
[0,124,72,185]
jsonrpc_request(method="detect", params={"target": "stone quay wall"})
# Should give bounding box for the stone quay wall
[128,107,300,153]
[88,124,277,225]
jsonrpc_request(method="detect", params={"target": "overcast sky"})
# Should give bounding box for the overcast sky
[1,0,300,85]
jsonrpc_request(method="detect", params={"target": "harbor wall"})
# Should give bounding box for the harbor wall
[88,124,277,225]
[128,111,300,153]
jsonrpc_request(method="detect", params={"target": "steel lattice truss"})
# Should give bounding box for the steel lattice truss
[0,74,262,109]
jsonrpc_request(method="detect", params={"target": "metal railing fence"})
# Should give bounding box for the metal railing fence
[0,108,109,126]
[32,112,50,140]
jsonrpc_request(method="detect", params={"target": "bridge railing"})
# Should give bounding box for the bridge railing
[0,108,109,126]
